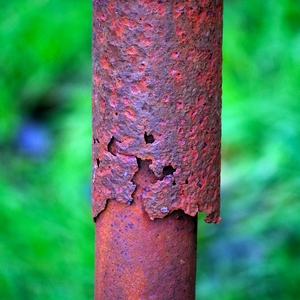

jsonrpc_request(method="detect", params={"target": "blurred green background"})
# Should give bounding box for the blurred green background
[0,0,299,299]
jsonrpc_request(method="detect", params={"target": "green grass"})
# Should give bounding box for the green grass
[1,0,299,299]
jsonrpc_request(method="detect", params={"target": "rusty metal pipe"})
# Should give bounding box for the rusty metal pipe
[92,0,222,299]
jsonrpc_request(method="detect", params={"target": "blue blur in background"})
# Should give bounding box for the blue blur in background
[0,0,299,299]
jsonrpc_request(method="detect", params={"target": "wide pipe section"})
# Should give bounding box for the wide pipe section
[92,0,222,299]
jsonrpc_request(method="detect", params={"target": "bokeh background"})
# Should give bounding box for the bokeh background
[1,0,299,299]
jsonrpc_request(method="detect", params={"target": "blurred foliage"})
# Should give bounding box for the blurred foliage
[197,0,300,299]
[0,0,93,299]
[0,0,299,299]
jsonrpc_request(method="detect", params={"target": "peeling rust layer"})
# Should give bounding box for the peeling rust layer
[92,0,222,223]
[95,159,197,300]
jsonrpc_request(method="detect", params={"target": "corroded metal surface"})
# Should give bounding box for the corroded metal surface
[93,0,222,298]
[92,0,222,223]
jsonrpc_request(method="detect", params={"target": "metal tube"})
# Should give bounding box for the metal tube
[95,159,197,299]
[92,0,222,298]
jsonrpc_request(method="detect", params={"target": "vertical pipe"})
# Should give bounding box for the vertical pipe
[92,1,222,299]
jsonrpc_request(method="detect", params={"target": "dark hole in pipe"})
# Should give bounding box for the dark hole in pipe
[136,157,141,169]
[144,132,155,144]
[135,158,176,184]
[108,137,117,156]
[162,165,176,177]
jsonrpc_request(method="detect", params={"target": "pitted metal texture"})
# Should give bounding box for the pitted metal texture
[92,0,222,223]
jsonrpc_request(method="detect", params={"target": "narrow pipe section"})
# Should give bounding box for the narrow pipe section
[95,160,197,300]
